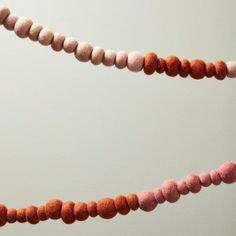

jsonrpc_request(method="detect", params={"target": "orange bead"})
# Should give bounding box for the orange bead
[165,56,180,77]
[144,52,158,75]
[114,195,130,215]
[45,199,62,220]
[205,62,215,77]
[74,202,89,221]
[215,61,227,80]
[156,58,166,73]
[179,59,190,78]
[190,59,206,79]
[17,208,26,223]
[37,206,48,221]
[126,193,139,211]
[0,204,7,227]
[87,201,98,217]
[97,198,117,219]
[26,205,39,224]
[61,201,75,224]
[7,208,17,223]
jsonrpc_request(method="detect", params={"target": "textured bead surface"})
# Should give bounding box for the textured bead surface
[177,180,189,195]
[3,14,18,30]
[75,42,93,62]
[14,17,33,38]
[127,51,144,72]
[91,47,105,65]
[153,188,166,203]
[165,56,180,77]
[51,32,65,51]
[138,190,158,212]
[74,202,89,221]
[61,201,75,224]
[37,206,48,221]
[7,208,17,223]
[103,50,116,66]
[199,172,212,187]
[156,58,166,73]
[45,199,62,220]
[144,52,158,75]
[218,162,236,184]
[28,23,43,41]
[114,195,130,215]
[0,204,7,226]
[126,193,139,211]
[97,198,117,219]
[179,59,190,78]
[115,51,128,69]
[190,59,206,79]
[87,201,97,217]
[226,61,236,78]
[26,206,39,224]
[186,174,201,193]
[161,180,180,203]
[63,37,78,53]
[17,208,26,223]
[210,170,221,185]
[214,61,227,80]
[0,5,10,24]
[38,28,54,46]
[205,62,215,77]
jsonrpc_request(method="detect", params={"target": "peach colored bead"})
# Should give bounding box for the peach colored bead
[14,17,33,38]
[63,37,78,53]
[138,190,158,212]
[28,23,43,41]
[226,61,236,78]
[51,32,65,51]
[38,28,54,46]
[161,180,180,203]
[210,170,221,185]
[75,42,93,62]
[91,47,105,65]
[127,51,144,72]
[115,51,128,69]
[3,14,18,31]
[199,172,212,187]
[186,174,201,193]
[103,50,116,66]
[153,188,166,204]
[0,5,10,25]
[177,180,189,195]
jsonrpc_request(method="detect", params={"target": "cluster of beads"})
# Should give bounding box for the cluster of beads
[1,5,236,79]
[0,162,235,227]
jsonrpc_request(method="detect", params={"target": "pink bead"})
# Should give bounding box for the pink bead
[103,50,116,66]
[75,42,93,62]
[38,28,54,46]
[91,47,105,65]
[177,180,189,195]
[218,162,236,184]
[161,180,180,203]
[210,170,221,185]
[199,172,212,187]
[28,23,43,41]
[186,174,201,193]
[0,5,10,25]
[3,14,18,31]
[226,61,236,78]
[127,51,144,72]
[63,37,78,53]
[115,51,128,69]
[153,188,165,204]
[138,190,158,212]
[51,32,65,51]
[14,17,33,38]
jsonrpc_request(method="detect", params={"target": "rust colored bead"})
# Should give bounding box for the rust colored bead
[165,56,180,77]
[144,52,158,75]
[97,198,117,219]
[45,199,62,220]
[126,193,139,211]
[205,62,215,77]
[0,204,7,227]
[179,59,190,78]
[87,201,97,217]
[190,59,206,79]
[156,58,166,73]
[17,208,26,223]
[26,205,39,224]
[61,201,75,224]
[37,206,48,221]
[215,61,227,80]
[114,195,130,215]
[74,202,89,221]
[7,208,17,223]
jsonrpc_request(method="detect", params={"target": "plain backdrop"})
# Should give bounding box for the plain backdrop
[0,0,235,235]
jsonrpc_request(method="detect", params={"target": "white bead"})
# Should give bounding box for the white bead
[226,61,236,78]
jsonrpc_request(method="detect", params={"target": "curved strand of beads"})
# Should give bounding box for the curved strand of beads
[0,162,235,227]
[0,5,236,80]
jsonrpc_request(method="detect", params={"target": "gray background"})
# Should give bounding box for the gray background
[0,0,235,235]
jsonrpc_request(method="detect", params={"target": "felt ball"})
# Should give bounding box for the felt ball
[165,56,180,77]
[51,32,65,51]
[38,28,54,46]
[26,205,39,224]
[7,208,17,223]
[226,61,236,78]
[210,170,222,185]
[144,52,158,75]
[61,201,75,224]
[190,59,206,79]
[218,162,236,184]
[0,204,7,227]
[103,50,116,66]
[97,198,117,219]
[153,188,166,204]
[179,59,190,78]
[14,17,33,38]
[115,51,128,69]
[138,190,157,212]
[63,37,78,54]
[3,14,18,31]
[75,42,93,62]
[205,62,215,77]
[127,51,144,72]
[161,180,180,203]
[91,47,105,65]
[87,201,98,217]
[126,193,139,211]
[74,202,89,221]
[214,61,227,80]
[199,172,212,187]
[114,195,130,215]
[177,180,189,195]
[28,23,43,41]
[186,174,201,193]
[37,206,48,221]
[0,5,10,25]
[156,58,166,73]
[45,199,62,220]
[17,208,26,223]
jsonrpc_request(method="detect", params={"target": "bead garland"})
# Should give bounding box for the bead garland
[0,162,235,227]
[0,5,236,80]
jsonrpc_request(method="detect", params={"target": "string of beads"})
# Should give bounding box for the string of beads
[0,162,235,227]
[0,5,236,79]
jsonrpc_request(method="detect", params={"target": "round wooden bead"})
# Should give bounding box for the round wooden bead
[186,174,201,193]
[138,190,157,212]
[75,42,93,62]
[156,58,166,73]
[205,62,215,77]
[97,198,117,219]
[210,170,221,185]
[179,59,190,78]
[74,202,89,221]
[87,201,98,217]
[17,208,26,223]
[226,61,236,78]
[126,193,139,211]
[218,162,236,184]
[103,50,116,66]
[37,206,48,221]
[26,206,39,224]
[63,37,78,53]
[190,59,206,79]
[28,23,43,41]
[165,56,180,77]
[153,188,166,204]
[45,199,62,220]
[0,5,10,25]
[51,32,65,51]
[177,180,189,195]
[214,61,227,80]
[144,52,158,75]
[114,195,130,215]
[127,51,144,72]
[0,204,7,226]
[7,208,17,223]
[115,51,128,69]
[61,201,75,224]
[161,180,180,203]
[38,28,54,46]
[91,47,105,65]
[14,17,33,38]
[199,172,212,187]
[3,14,18,31]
